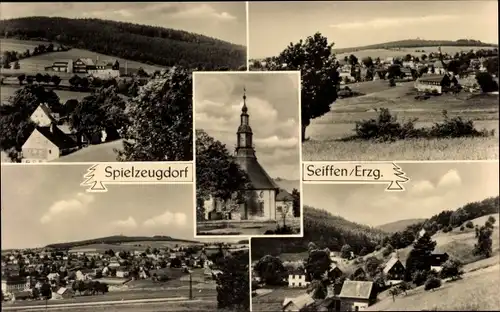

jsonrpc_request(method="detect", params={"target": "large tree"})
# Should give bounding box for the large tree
[195,130,251,220]
[305,248,331,280]
[254,255,286,285]
[117,67,193,161]
[265,32,340,141]
[404,233,437,281]
[215,250,249,310]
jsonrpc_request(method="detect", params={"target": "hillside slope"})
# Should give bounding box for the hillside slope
[0,17,246,69]
[45,235,201,249]
[333,38,498,54]
[377,218,426,233]
[251,206,387,260]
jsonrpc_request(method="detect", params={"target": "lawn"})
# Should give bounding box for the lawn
[365,264,500,311]
[335,46,497,60]
[252,287,307,312]
[302,83,499,160]
[0,38,48,53]
[55,140,124,162]
[1,85,91,104]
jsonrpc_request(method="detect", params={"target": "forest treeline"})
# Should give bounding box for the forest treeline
[0,17,246,69]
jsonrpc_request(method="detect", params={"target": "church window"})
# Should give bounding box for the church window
[258,200,264,216]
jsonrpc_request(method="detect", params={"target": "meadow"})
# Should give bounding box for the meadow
[0,38,48,53]
[302,81,499,160]
[335,46,497,60]
[1,85,91,104]
[252,287,307,312]
[1,39,165,75]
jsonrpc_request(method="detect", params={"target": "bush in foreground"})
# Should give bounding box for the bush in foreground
[424,277,442,291]
[350,108,494,142]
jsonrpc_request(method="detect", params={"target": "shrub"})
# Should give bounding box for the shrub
[412,270,429,286]
[465,221,474,229]
[424,277,442,291]
[460,225,465,231]
[382,245,393,257]
[442,226,450,233]
[439,259,463,280]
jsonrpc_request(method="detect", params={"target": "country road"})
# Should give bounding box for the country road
[2,297,217,311]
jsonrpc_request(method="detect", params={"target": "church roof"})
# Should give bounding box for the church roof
[234,156,279,190]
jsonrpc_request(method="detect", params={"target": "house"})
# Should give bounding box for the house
[45,60,73,73]
[417,229,427,239]
[350,267,367,281]
[276,189,295,220]
[328,263,344,280]
[282,293,315,312]
[288,268,309,288]
[73,58,95,73]
[1,276,26,293]
[30,103,56,126]
[75,269,93,281]
[414,74,451,94]
[47,273,60,284]
[382,258,405,281]
[12,290,31,301]
[204,90,280,221]
[21,124,78,162]
[338,281,377,311]
[430,253,449,272]
[400,67,413,80]
[116,267,130,278]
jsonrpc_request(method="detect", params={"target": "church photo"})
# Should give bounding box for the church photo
[193,71,302,237]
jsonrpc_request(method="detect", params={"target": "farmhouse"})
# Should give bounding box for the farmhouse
[204,90,281,222]
[282,293,315,312]
[288,267,309,288]
[430,252,449,272]
[45,60,73,73]
[30,103,56,126]
[414,74,451,94]
[21,124,78,163]
[46,57,120,77]
[338,281,377,311]
[382,257,405,281]
[67,247,101,257]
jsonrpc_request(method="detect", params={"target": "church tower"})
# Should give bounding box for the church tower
[235,88,256,158]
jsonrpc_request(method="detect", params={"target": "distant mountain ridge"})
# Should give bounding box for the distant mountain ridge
[333,38,498,54]
[0,16,246,69]
[44,235,201,250]
[377,218,427,233]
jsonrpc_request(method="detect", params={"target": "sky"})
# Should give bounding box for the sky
[303,162,499,227]
[194,72,301,180]
[249,1,499,58]
[1,165,240,250]
[0,2,247,45]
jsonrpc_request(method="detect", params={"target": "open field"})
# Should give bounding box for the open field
[197,218,301,236]
[335,45,498,60]
[119,241,204,248]
[302,82,499,160]
[366,264,500,311]
[2,298,217,311]
[0,38,49,53]
[253,287,307,312]
[1,85,91,104]
[1,39,165,74]
[2,288,217,308]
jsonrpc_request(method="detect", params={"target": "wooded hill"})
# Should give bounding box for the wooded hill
[45,235,201,249]
[251,206,387,260]
[333,39,498,54]
[0,17,246,70]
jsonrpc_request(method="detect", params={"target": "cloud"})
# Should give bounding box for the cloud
[329,15,458,29]
[437,169,462,189]
[410,180,435,195]
[152,3,236,21]
[143,211,187,227]
[254,136,299,150]
[40,193,94,224]
[112,217,137,228]
[113,9,133,18]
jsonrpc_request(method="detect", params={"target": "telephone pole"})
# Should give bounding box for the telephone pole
[189,270,193,300]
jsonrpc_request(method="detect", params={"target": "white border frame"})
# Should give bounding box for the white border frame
[192,70,304,239]
[246,1,250,71]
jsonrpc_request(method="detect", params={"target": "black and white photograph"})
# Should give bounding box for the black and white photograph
[1,165,250,312]
[194,71,302,237]
[249,1,499,161]
[0,2,247,163]
[251,161,499,312]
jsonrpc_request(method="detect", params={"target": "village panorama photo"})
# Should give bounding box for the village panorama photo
[1,164,251,312]
[194,71,302,237]
[0,2,248,163]
[251,161,499,312]
[248,1,499,161]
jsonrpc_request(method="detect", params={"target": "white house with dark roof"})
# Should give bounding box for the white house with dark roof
[30,103,56,126]
[338,280,377,311]
[288,267,309,288]
[204,90,281,221]
[21,124,78,163]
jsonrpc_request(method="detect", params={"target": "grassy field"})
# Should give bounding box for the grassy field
[55,140,123,162]
[1,85,91,104]
[119,241,204,248]
[335,45,497,60]
[1,39,164,75]
[302,81,499,160]
[252,287,307,312]
[0,38,48,53]
[365,264,499,311]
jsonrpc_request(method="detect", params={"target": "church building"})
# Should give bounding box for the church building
[204,90,289,221]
